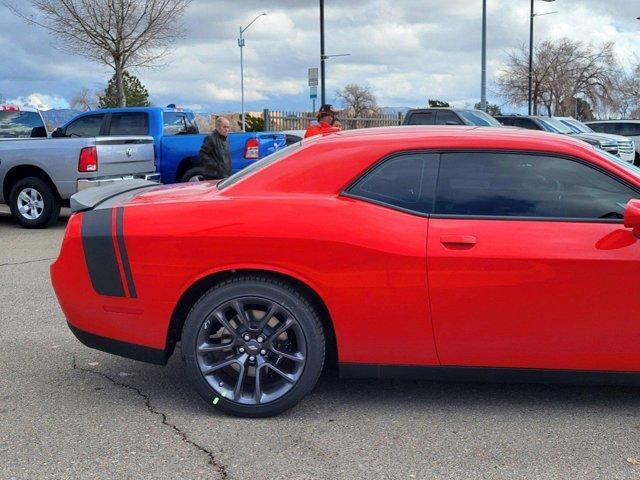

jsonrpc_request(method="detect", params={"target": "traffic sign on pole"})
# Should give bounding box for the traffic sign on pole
[308,68,319,86]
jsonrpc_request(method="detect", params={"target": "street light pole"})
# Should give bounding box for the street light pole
[320,0,326,105]
[238,12,267,132]
[528,0,556,115]
[480,0,487,112]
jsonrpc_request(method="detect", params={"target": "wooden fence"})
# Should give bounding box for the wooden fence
[263,109,404,131]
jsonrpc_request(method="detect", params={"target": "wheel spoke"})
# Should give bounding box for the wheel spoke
[201,357,238,376]
[254,362,264,403]
[233,361,247,400]
[272,347,305,363]
[256,304,278,331]
[18,204,29,214]
[266,362,297,384]
[198,341,234,353]
[213,311,238,338]
[268,318,294,342]
[233,299,252,327]
[18,192,30,203]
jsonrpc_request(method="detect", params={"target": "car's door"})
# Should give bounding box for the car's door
[427,151,640,371]
[341,152,440,365]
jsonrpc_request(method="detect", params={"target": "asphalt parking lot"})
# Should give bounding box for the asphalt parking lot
[1,206,640,479]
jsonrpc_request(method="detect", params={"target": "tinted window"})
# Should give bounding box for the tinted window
[495,117,514,126]
[406,112,434,125]
[163,112,198,135]
[109,112,148,135]
[513,118,540,130]
[0,111,45,138]
[588,122,615,134]
[435,152,636,219]
[347,153,439,214]
[619,123,640,137]
[435,110,463,125]
[65,114,105,137]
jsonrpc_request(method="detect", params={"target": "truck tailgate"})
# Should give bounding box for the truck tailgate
[95,136,155,176]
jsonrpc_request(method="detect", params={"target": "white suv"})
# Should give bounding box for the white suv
[585,120,640,164]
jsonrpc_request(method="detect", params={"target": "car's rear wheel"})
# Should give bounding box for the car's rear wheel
[8,177,61,228]
[182,275,325,417]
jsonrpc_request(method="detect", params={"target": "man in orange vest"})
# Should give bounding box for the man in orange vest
[304,104,341,138]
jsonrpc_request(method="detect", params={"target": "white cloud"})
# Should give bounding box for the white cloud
[7,93,69,110]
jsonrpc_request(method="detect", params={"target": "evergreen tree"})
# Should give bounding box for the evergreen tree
[98,71,150,108]
[428,99,450,107]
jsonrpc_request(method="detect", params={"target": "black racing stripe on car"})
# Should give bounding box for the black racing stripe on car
[81,208,125,297]
[115,206,137,299]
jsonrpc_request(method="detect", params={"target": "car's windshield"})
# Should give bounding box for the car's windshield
[559,118,594,134]
[538,117,574,134]
[217,142,302,190]
[457,110,502,127]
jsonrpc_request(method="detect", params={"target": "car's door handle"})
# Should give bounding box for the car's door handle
[440,235,477,246]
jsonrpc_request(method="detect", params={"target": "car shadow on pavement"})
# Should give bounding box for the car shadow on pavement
[69,349,640,419]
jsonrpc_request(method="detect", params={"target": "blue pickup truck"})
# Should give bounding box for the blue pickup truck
[52,107,286,183]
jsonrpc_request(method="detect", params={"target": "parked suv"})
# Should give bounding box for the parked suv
[402,108,502,127]
[585,120,640,164]
[496,115,620,156]
[556,117,635,163]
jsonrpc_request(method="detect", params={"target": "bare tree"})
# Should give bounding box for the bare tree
[70,87,99,111]
[496,38,618,116]
[4,0,191,107]
[335,84,379,117]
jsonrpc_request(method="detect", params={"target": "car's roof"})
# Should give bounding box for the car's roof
[585,119,640,123]
[313,125,580,145]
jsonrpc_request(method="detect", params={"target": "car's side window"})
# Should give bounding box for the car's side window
[435,152,637,219]
[109,113,148,135]
[513,118,539,130]
[346,153,439,214]
[406,112,434,125]
[434,110,463,125]
[64,114,105,137]
[620,123,640,137]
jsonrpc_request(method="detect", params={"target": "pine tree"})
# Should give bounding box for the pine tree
[98,71,150,108]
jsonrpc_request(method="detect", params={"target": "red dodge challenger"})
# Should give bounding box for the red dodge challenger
[51,126,640,417]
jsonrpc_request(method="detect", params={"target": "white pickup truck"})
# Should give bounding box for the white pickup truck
[0,105,159,228]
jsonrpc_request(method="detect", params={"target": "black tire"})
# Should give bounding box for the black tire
[9,176,61,229]
[180,166,206,183]
[182,275,325,417]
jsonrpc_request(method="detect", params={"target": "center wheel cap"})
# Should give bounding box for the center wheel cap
[245,341,261,354]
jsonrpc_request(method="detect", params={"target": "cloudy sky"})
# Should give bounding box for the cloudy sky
[0,0,639,112]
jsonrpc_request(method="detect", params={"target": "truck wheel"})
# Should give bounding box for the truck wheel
[181,167,206,182]
[9,177,61,229]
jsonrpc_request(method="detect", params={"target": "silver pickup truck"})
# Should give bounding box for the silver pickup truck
[0,106,159,228]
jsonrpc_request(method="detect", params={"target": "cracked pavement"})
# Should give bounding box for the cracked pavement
[2,206,640,479]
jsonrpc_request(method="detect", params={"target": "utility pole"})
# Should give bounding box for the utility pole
[480,0,487,112]
[528,0,556,115]
[320,0,326,105]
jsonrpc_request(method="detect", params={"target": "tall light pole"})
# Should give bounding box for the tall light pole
[238,12,267,131]
[480,0,487,112]
[528,0,556,115]
[320,0,326,105]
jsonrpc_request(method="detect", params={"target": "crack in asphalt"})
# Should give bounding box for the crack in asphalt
[0,257,56,267]
[71,355,229,479]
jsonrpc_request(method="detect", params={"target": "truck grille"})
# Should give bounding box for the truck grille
[617,140,635,155]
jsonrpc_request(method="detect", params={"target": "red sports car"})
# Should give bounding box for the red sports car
[51,126,640,417]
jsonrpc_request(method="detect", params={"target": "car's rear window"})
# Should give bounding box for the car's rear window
[0,111,45,138]
[217,142,302,190]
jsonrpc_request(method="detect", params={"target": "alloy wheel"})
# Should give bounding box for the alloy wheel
[16,188,44,220]
[195,297,307,405]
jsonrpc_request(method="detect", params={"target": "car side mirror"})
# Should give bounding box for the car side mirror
[623,199,640,237]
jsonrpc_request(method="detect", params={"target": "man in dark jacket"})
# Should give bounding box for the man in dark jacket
[198,116,232,179]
